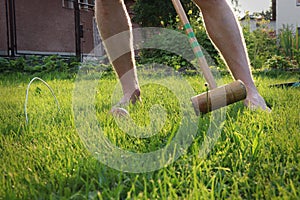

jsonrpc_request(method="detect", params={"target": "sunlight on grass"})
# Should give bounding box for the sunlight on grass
[0,71,299,199]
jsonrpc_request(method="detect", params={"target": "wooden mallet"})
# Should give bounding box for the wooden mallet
[171,0,247,115]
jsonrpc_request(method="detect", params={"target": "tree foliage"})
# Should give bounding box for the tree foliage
[132,0,199,27]
[132,0,241,27]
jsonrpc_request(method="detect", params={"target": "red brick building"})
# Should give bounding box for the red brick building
[0,0,95,57]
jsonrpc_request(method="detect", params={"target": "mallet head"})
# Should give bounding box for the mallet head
[191,80,247,115]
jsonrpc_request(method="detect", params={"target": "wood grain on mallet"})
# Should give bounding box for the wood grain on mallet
[191,80,247,115]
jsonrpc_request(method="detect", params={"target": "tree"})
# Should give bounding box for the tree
[132,0,199,27]
[132,0,241,27]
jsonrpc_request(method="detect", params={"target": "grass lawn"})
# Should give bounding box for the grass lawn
[0,68,299,199]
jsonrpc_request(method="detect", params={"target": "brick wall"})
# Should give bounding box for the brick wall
[0,0,95,55]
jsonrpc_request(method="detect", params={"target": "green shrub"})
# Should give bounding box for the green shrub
[278,25,300,67]
[0,56,79,74]
[264,55,297,70]
[0,57,26,72]
[242,19,277,69]
[0,57,10,72]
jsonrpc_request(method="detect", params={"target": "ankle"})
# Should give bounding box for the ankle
[129,88,141,104]
[119,88,141,105]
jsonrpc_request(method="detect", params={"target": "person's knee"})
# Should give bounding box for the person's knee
[97,0,120,3]
[193,0,226,9]
[96,0,108,6]
[96,0,122,8]
[96,0,125,18]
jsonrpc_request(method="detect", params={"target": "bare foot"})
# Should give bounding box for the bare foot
[244,92,271,112]
[118,89,141,106]
[110,89,141,117]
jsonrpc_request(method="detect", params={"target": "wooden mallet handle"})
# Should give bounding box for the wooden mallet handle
[171,0,217,89]
[171,0,247,115]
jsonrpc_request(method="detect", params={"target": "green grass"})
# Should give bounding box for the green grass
[0,69,299,199]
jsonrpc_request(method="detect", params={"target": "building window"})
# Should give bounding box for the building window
[62,0,74,9]
[79,0,95,10]
[80,0,88,9]
[297,0,300,6]
[62,0,95,10]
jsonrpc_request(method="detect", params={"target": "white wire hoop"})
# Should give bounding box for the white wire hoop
[24,77,60,124]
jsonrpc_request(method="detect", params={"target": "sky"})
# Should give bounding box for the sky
[228,0,272,16]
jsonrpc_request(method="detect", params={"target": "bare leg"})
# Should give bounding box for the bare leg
[193,0,270,110]
[95,0,140,105]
